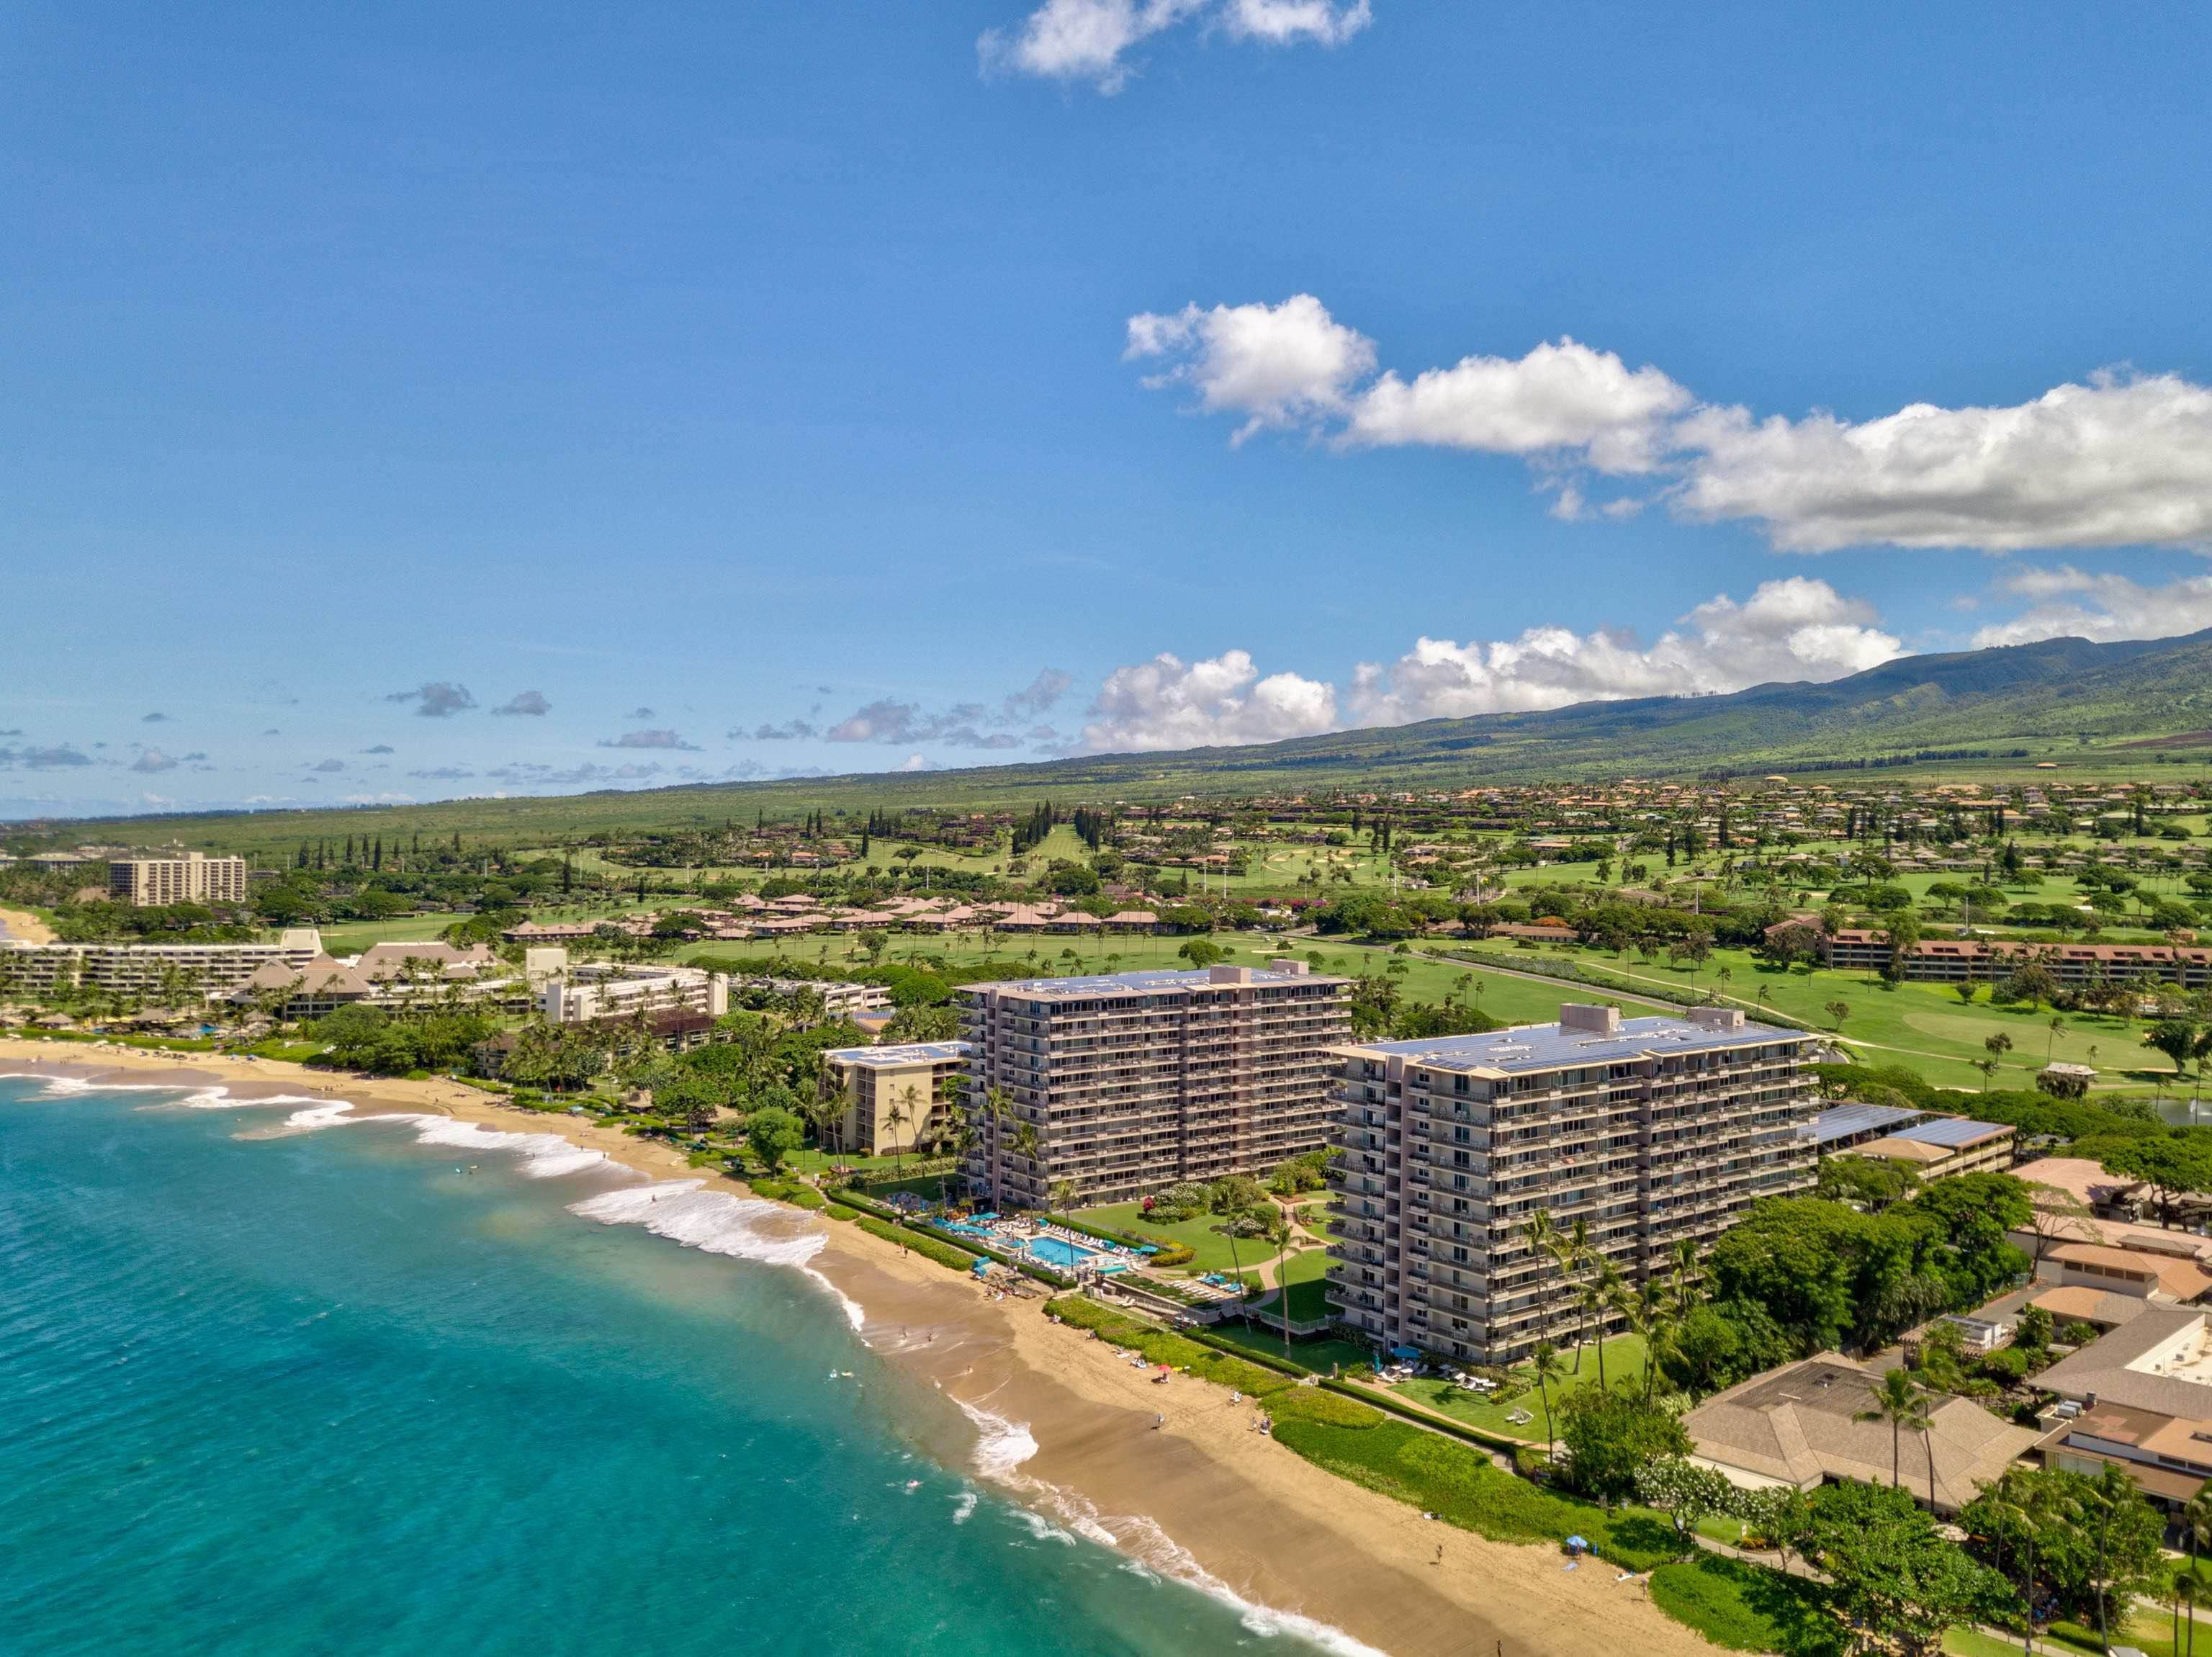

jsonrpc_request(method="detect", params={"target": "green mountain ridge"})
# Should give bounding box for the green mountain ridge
[20,629,2212,848]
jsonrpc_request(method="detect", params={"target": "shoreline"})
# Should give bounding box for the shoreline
[0,1039,1714,1657]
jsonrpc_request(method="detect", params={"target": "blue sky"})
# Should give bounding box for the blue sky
[5,1,2210,815]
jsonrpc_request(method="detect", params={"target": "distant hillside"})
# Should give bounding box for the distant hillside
[23,629,2212,849]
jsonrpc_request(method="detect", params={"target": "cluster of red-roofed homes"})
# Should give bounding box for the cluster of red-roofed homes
[504,897,1169,946]
[1683,1154,2212,1528]
[1779,923,2212,989]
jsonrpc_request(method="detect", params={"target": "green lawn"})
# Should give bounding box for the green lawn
[1202,1321,1373,1374]
[1647,1555,1845,1656]
[1244,1272,1331,1324]
[1489,939,2171,1095]
[1074,1203,1282,1272]
[1396,1332,1650,1442]
[1941,1630,2022,1657]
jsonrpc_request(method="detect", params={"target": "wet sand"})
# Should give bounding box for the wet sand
[0,1039,1714,1657]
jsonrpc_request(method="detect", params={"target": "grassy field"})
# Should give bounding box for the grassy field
[1204,1320,1373,1373]
[1548,941,2176,1094]
[1244,1272,1331,1322]
[307,896,672,956]
[1395,1332,1650,1442]
[1074,1203,1279,1273]
[1647,1554,1845,1656]
[680,926,1616,1029]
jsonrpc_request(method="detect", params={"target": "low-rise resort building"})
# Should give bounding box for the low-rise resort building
[819,1041,973,1157]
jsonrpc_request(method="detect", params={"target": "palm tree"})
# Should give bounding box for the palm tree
[1011,1118,1043,1209]
[1613,1277,1665,1404]
[1529,1341,1564,1458]
[1264,1203,1298,1355]
[1977,1468,2038,1652]
[2083,1460,2141,1654]
[2179,1486,2212,1657]
[1565,1218,1594,1370]
[1521,1211,1570,1352]
[940,1106,974,1207]
[884,1085,917,1175]
[2047,1015,2069,1061]
[981,1085,1013,1207]
[1580,1259,1625,1389]
[1854,1368,1932,1492]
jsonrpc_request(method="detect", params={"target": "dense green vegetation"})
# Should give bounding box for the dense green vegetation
[1647,1555,1845,1656]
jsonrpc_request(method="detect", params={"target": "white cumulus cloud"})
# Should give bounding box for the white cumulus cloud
[1346,337,1693,475]
[1127,295,1375,441]
[1077,580,1900,751]
[1081,650,1339,752]
[1129,294,2212,554]
[981,0,1366,94]
[1222,0,1371,45]
[1675,372,2212,552]
[1971,566,2212,648]
[1349,578,1902,723]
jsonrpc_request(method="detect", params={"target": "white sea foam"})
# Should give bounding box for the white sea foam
[950,1491,978,1525]
[176,1089,331,1110]
[567,1181,828,1269]
[1097,1512,1392,1656]
[0,1071,342,1113]
[953,1396,1040,1481]
[281,1101,379,1131]
[806,1268,868,1332]
[272,1100,621,1180]
[408,1115,619,1178]
[981,1450,1393,1657]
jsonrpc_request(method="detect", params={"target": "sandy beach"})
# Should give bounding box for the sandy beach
[0,1038,1714,1657]
[0,906,56,944]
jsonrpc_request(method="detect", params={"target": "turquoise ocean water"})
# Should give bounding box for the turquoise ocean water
[0,1078,1345,1656]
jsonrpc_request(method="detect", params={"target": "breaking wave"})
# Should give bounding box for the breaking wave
[953,1397,1040,1481]
[567,1181,827,1268]
[276,1099,620,1179]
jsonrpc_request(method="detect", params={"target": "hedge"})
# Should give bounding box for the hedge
[830,1187,905,1222]
[1182,1329,1314,1378]
[825,1203,860,1222]
[1318,1377,1525,1456]
[853,1216,982,1273]
[746,1177,826,1209]
[1045,1296,1295,1397]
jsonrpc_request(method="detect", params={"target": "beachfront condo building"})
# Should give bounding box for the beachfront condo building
[0,929,325,999]
[108,852,249,907]
[955,961,1351,1209]
[819,1041,973,1157]
[1326,1004,1817,1365]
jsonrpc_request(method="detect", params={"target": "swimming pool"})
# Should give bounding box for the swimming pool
[1021,1235,1100,1270]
